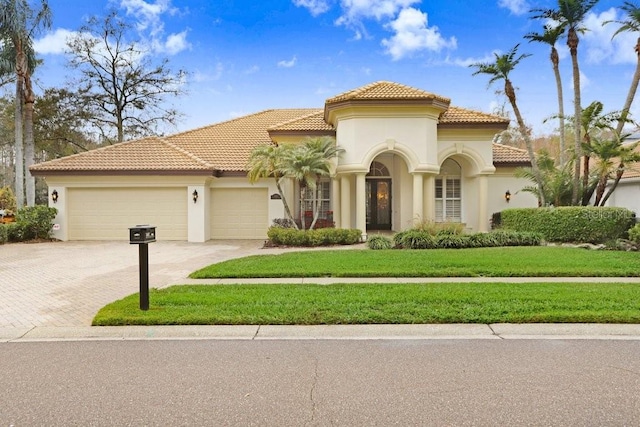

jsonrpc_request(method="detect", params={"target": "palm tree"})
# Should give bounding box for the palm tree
[606,1,640,135]
[524,24,567,166]
[470,44,546,206]
[532,0,599,205]
[515,150,573,206]
[247,143,298,229]
[0,0,52,207]
[589,136,640,206]
[281,137,343,230]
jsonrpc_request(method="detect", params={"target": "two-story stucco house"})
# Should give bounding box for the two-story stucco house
[30,81,538,242]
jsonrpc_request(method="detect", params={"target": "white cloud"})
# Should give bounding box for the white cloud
[119,0,189,55]
[34,28,76,55]
[497,0,529,16]
[582,8,636,65]
[278,56,298,68]
[162,30,191,55]
[381,7,456,60]
[448,52,498,68]
[293,0,332,16]
[335,0,419,37]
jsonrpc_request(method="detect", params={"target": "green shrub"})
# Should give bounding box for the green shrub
[0,224,7,244]
[413,219,464,235]
[501,207,635,244]
[15,206,58,240]
[393,231,407,248]
[6,222,26,242]
[267,227,361,246]
[629,224,640,245]
[367,235,392,250]
[401,230,436,249]
[435,234,470,249]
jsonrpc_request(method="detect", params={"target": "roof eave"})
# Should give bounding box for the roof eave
[30,169,218,177]
[324,98,451,123]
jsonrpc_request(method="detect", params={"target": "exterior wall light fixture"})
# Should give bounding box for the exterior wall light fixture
[52,190,59,203]
[505,190,511,203]
[192,189,198,203]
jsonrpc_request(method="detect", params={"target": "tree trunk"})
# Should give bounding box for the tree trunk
[568,28,582,206]
[275,177,298,229]
[600,164,624,206]
[24,70,36,206]
[14,78,24,208]
[505,79,546,206]
[551,47,566,166]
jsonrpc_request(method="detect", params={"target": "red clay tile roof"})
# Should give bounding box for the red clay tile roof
[492,143,530,164]
[29,137,214,174]
[440,107,510,126]
[325,81,451,105]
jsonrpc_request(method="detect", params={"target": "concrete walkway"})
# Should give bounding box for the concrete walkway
[2,240,640,342]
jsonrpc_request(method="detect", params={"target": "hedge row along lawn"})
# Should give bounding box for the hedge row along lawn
[189,247,640,278]
[93,282,640,326]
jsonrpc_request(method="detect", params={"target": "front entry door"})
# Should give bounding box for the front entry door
[366,179,392,230]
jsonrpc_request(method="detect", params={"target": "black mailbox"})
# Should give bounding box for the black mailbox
[129,225,156,244]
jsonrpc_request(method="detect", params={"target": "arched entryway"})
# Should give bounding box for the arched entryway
[435,158,462,223]
[366,161,392,230]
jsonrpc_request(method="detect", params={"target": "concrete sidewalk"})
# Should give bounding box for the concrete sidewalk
[4,323,640,342]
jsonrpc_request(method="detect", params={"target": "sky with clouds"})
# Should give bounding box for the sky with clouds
[26,0,640,136]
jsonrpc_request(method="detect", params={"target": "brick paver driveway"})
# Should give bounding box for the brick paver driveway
[0,240,274,327]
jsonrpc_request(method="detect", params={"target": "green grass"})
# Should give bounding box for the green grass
[93,282,640,326]
[189,247,640,278]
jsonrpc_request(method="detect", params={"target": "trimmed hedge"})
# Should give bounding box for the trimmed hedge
[267,226,362,246]
[0,224,7,244]
[501,207,635,244]
[629,224,640,245]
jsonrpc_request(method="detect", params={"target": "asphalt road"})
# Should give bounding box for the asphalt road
[1,339,640,426]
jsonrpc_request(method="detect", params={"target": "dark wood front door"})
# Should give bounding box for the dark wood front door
[366,179,391,230]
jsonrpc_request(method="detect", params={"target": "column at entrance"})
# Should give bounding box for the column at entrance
[412,173,424,223]
[478,175,489,232]
[424,174,435,222]
[355,173,367,240]
[340,175,351,229]
[332,177,341,228]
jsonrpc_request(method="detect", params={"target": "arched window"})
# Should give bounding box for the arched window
[435,159,461,222]
[367,161,390,177]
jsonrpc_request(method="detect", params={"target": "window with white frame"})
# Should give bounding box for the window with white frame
[435,159,462,222]
[302,180,331,220]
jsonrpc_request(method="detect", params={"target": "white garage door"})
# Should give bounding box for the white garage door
[68,187,188,240]
[211,188,268,239]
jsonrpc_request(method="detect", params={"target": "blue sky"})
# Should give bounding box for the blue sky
[28,0,640,136]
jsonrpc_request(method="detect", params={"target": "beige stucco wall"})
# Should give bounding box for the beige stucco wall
[602,178,640,215]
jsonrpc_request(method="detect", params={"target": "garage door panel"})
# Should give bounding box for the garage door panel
[211,188,268,239]
[68,188,187,241]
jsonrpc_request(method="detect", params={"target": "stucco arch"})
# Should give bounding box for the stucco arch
[437,145,495,175]
[359,140,421,173]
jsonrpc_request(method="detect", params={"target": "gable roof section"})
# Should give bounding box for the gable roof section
[30,137,214,175]
[492,143,530,165]
[440,107,510,129]
[267,110,333,137]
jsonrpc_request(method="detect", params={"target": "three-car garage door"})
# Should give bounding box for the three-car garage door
[210,188,268,239]
[67,187,188,240]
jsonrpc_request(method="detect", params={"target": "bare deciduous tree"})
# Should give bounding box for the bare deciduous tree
[66,11,186,143]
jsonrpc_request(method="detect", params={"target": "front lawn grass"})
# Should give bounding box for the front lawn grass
[93,282,640,326]
[189,247,640,278]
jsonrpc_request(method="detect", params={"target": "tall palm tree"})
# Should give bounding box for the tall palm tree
[470,44,546,206]
[524,24,567,165]
[281,137,343,230]
[0,0,52,207]
[532,0,599,205]
[606,1,640,135]
[602,2,640,202]
[247,143,298,229]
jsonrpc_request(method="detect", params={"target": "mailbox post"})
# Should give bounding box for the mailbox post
[129,225,156,310]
